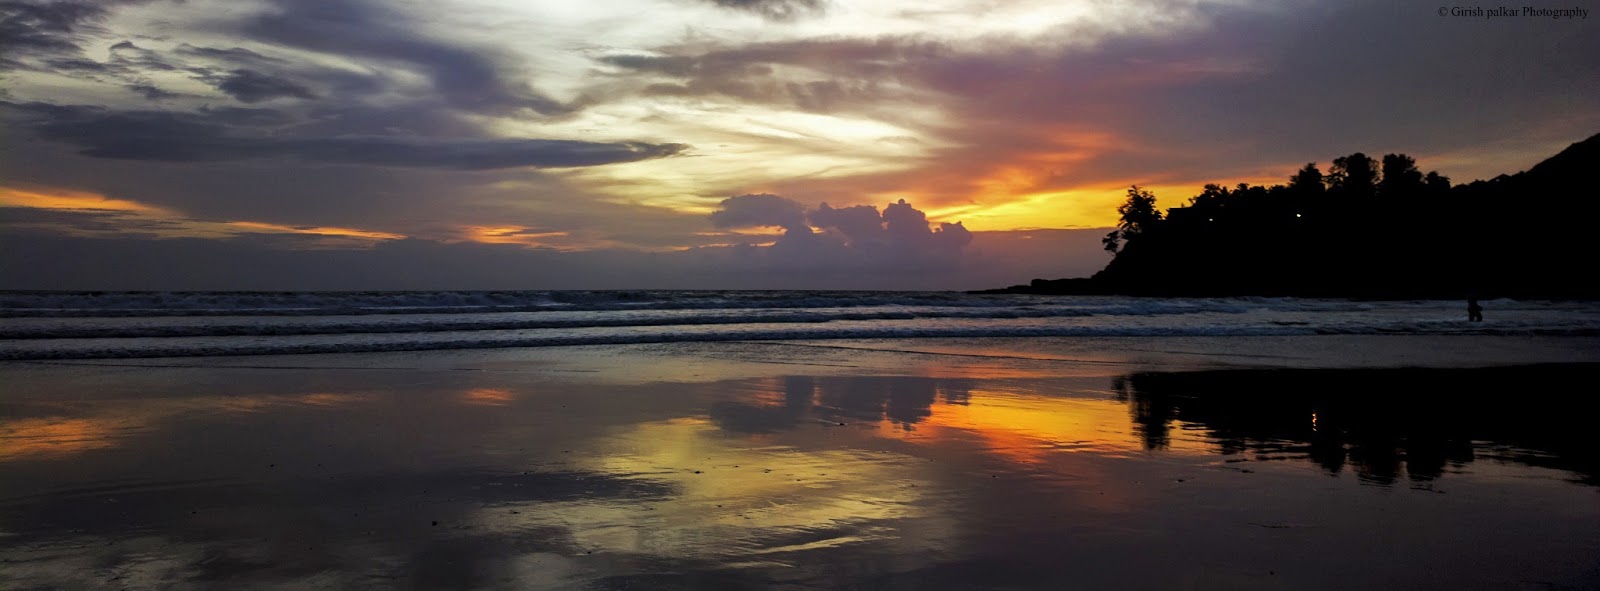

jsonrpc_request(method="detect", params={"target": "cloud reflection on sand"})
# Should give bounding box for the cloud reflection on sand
[576,417,946,562]
[3,360,1599,589]
[461,387,517,406]
[0,416,138,460]
[0,392,371,462]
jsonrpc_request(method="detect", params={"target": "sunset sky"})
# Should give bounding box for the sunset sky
[2,0,1595,290]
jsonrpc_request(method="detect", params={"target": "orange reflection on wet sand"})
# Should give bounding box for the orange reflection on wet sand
[540,416,950,565]
[461,388,516,406]
[0,416,137,461]
[211,392,370,413]
[0,392,371,462]
[775,342,1135,380]
[883,387,1216,464]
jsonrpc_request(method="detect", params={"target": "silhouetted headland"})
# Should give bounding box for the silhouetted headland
[980,132,1600,299]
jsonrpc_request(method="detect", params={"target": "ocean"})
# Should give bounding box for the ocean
[3,290,1599,361]
[5,290,1600,589]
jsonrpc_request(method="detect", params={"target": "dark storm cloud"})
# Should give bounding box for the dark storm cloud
[210,68,318,102]
[4,101,687,169]
[0,3,354,104]
[40,56,108,71]
[196,105,293,126]
[172,42,391,101]
[0,0,161,70]
[0,0,106,54]
[239,0,570,115]
[108,40,177,71]
[0,206,143,233]
[704,0,825,21]
[125,82,182,100]
[173,43,288,67]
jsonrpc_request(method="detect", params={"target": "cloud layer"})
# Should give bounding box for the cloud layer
[4,101,687,169]
[705,194,975,274]
[1,0,1595,289]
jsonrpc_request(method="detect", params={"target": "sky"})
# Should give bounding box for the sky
[1,0,1596,290]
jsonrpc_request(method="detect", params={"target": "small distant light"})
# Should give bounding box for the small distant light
[1208,218,1214,222]
[1296,213,1303,218]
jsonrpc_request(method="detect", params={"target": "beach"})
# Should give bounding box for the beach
[6,0,1595,587]
[4,332,1600,590]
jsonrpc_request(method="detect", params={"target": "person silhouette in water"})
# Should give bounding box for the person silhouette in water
[1467,297,1483,322]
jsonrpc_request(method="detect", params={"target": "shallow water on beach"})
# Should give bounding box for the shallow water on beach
[2,342,1598,590]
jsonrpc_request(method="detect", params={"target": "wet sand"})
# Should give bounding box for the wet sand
[3,337,1599,590]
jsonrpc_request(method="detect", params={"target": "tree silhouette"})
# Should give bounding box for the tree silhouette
[1102,185,1163,253]
[1101,230,1121,253]
[1116,185,1162,236]
[1001,132,1600,299]
[1424,171,1451,194]
[1288,162,1324,194]
[1328,153,1379,196]
[1379,153,1424,198]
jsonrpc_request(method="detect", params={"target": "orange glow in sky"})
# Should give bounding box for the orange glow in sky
[460,225,571,247]
[226,221,406,241]
[0,187,173,214]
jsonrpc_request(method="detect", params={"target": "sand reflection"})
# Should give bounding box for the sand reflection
[0,391,371,462]
[1112,365,1600,485]
[0,416,139,460]
[461,387,516,406]
[540,416,950,566]
[706,375,1214,466]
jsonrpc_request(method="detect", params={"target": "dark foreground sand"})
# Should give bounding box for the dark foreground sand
[3,336,1599,590]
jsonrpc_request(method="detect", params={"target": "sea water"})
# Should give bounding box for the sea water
[2,290,1597,360]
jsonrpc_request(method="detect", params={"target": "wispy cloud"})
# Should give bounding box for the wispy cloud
[1,0,1595,288]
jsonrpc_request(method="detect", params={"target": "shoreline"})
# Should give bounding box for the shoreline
[971,277,1600,300]
[5,333,1600,375]
[4,340,1599,589]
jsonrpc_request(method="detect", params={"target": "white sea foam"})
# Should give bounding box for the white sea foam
[1,291,1594,360]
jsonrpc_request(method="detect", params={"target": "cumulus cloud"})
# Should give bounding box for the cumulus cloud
[0,227,1107,291]
[808,203,884,245]
[4,0,1593,291]
[704,193,975,276]
[708,193,809,233]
